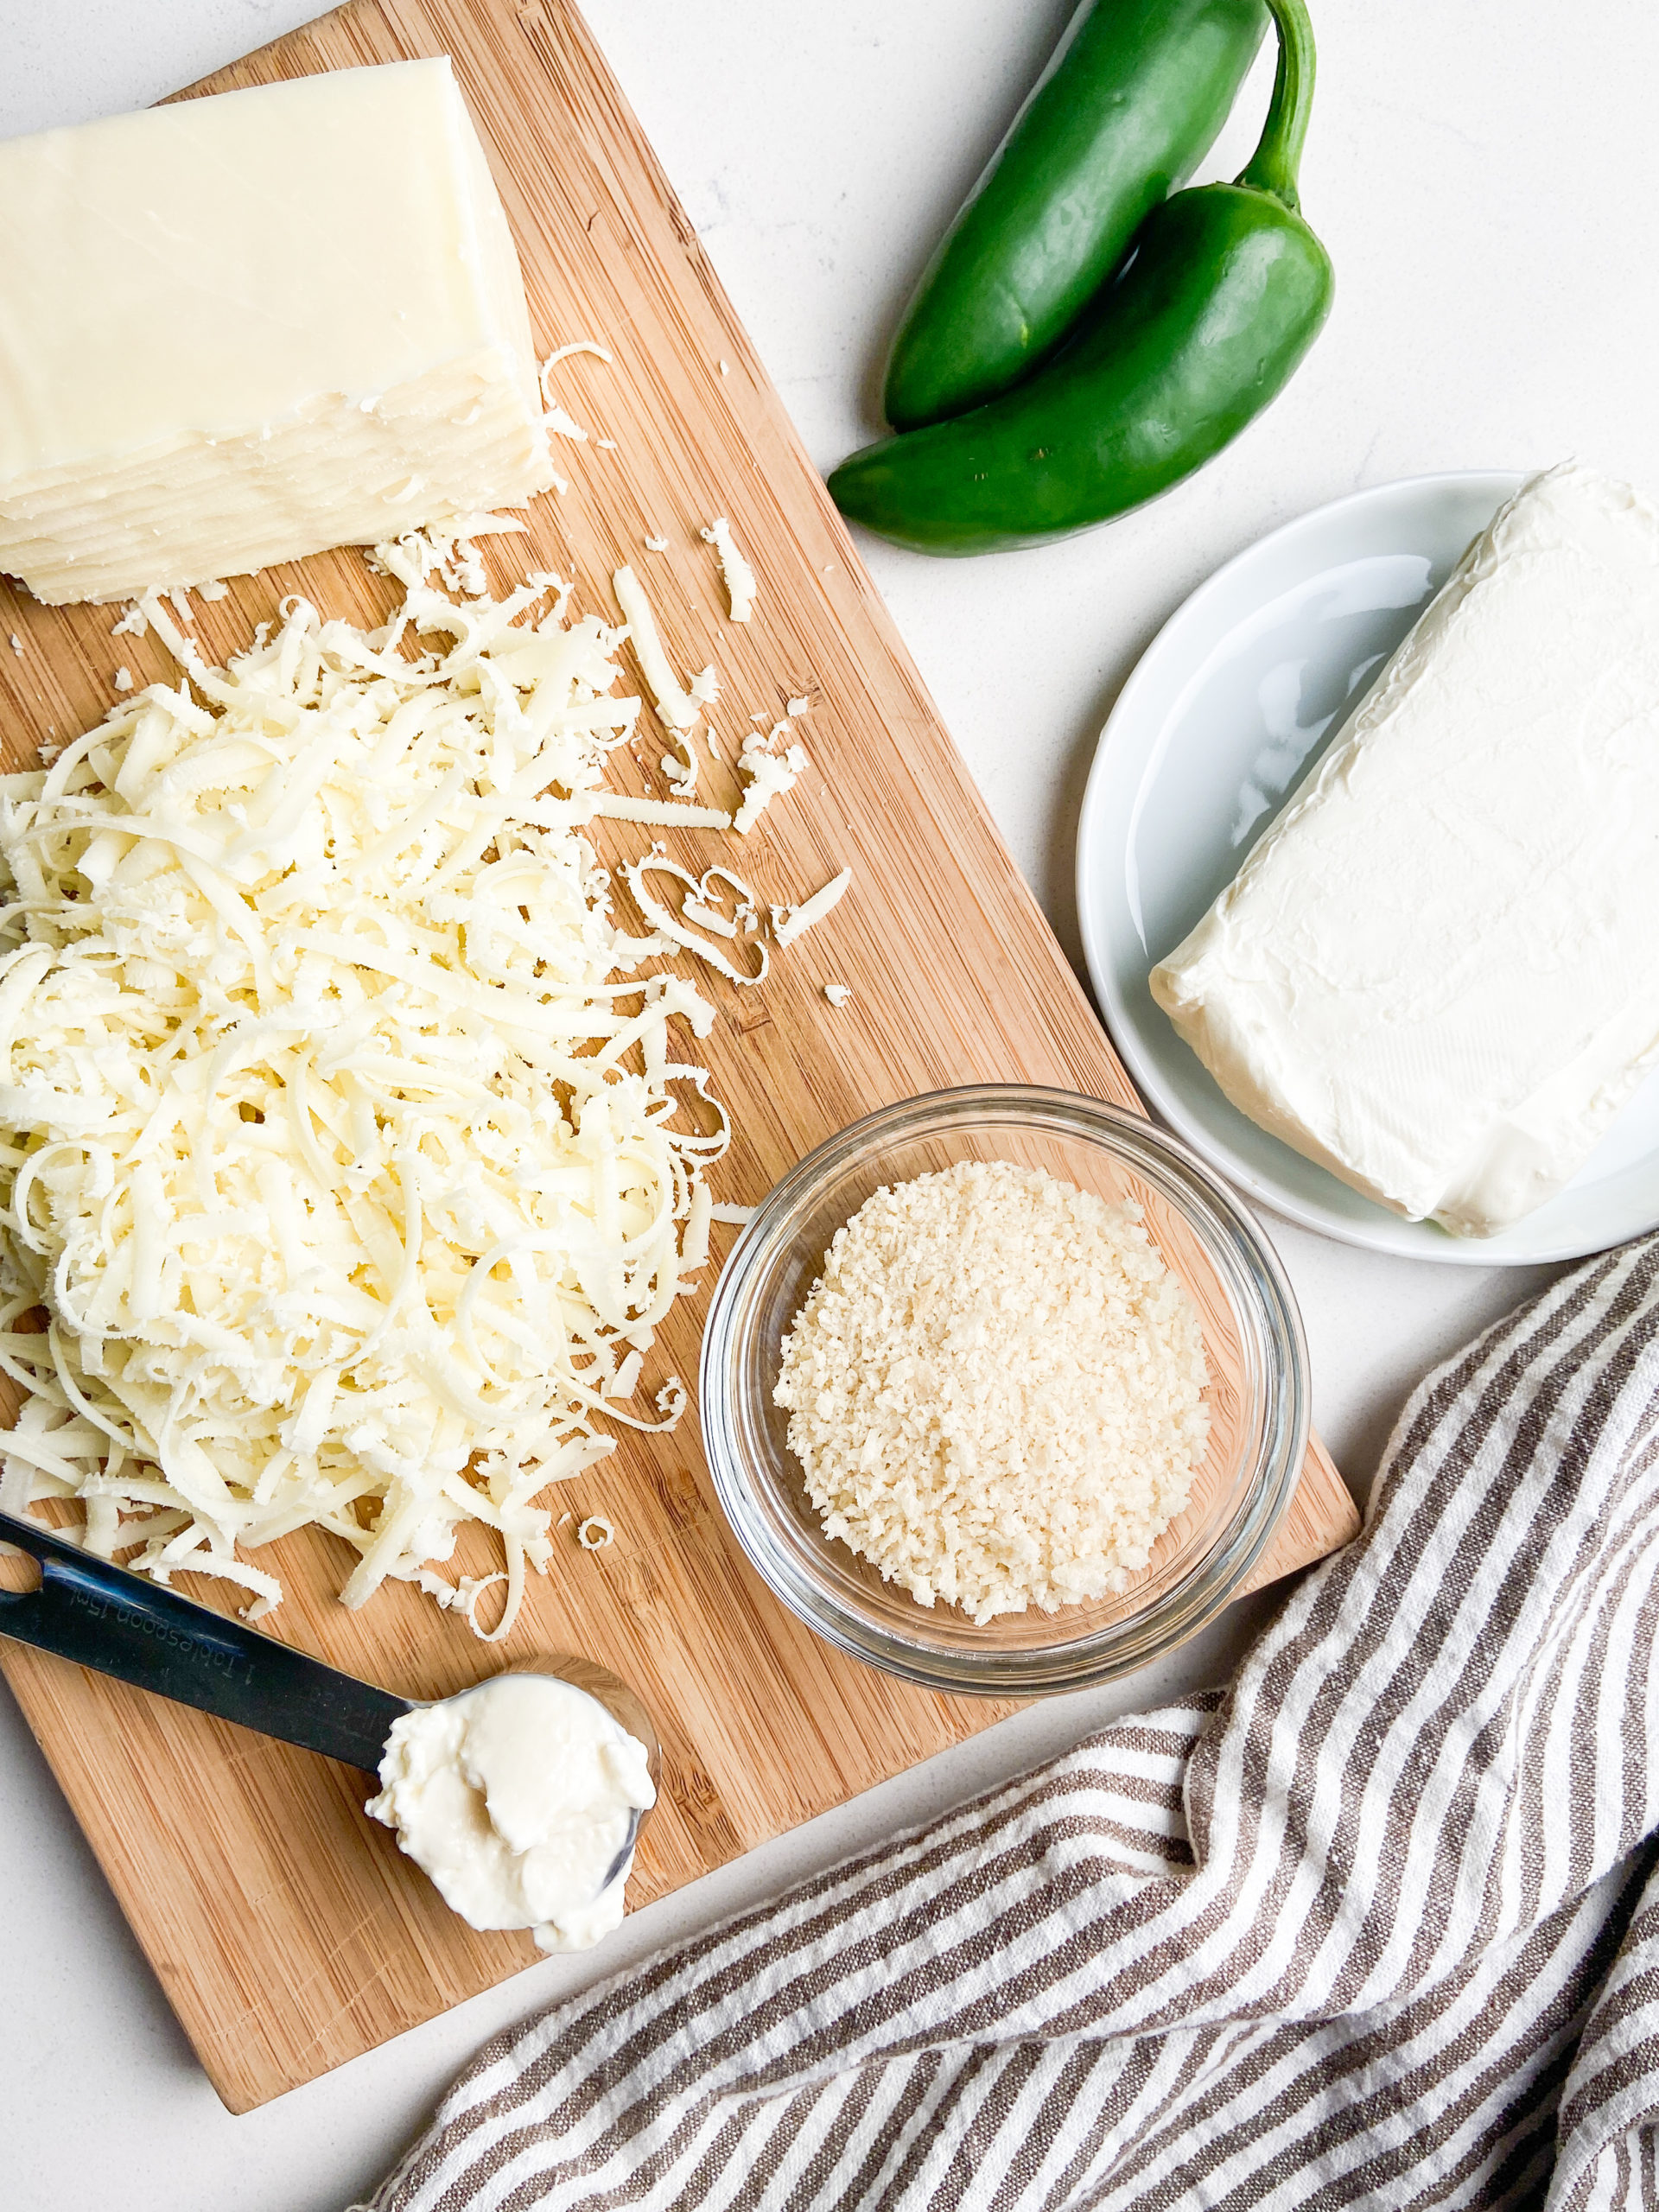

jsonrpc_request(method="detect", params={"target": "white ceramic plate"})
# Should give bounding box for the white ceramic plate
[1077,469,1659,1266]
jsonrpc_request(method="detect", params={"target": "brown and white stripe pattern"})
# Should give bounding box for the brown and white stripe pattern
[368,1235,1659,2212]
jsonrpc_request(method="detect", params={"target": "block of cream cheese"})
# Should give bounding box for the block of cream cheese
[1151,463,1659,1237]
[0,59,554,604]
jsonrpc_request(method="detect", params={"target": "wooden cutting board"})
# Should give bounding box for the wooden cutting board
[0,0,1359,2112]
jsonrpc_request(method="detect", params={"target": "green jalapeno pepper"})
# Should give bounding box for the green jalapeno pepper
[832,0,1332,558]
[885,0,1268,432]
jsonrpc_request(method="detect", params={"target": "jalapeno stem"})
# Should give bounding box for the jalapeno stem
[1236,0,1317,213]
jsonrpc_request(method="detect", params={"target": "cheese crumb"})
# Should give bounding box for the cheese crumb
[7,634,19,655]
[823,982,853,1007]
[775,1161,1210,1622]
[644,535,670,553]
[733,720,806,834]
[111,665,132,690]
[577,1516,615,1550]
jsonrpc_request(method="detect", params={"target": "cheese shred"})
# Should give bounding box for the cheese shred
[773,867,851,946]
[623,856,768,988]
[700,518,756,624]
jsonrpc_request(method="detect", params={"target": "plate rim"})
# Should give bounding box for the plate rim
[1074,466,1659,1268]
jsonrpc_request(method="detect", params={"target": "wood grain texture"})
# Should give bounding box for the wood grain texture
[0,0,1360,2111]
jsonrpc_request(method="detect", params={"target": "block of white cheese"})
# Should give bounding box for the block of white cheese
[1151,463,1659,1237]
[0,59,554,604]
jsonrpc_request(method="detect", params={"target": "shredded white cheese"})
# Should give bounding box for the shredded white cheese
[608,1347,645,1399]
[537,345,613,450]
[680,898,734,938]
[576,1515,614,1550]
[823,983,853,1007]
[8,634,22,656]
[612,563,712,812]
[623,856,767,988]
[785,695,810,717]
[733,721,808,836]
[700,518,756,625]
[0,539,736,1637]
[643,536,670,554]
[773,866,851,946]
[111,666,132,692]
[775,1162,1210,1623]
[370,513,526,602]
[541,340,614,372]
[589,794,728,830]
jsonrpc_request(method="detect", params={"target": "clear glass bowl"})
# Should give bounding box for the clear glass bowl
[699,1085,1311,1696]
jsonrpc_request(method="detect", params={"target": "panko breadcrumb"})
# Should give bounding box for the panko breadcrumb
[773,1160,1210,1623]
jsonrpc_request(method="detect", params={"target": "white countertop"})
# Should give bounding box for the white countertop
[2,3,1650,2203]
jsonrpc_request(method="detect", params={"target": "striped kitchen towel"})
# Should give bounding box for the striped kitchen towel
[368,1234,1659,2212]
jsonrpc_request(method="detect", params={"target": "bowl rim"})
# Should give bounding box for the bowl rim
[698,1083,1313,1695]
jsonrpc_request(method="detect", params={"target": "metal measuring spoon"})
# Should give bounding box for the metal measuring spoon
[0,1509,658,1895]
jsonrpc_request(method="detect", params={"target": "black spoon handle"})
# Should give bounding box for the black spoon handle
[0,1510,410,1770]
